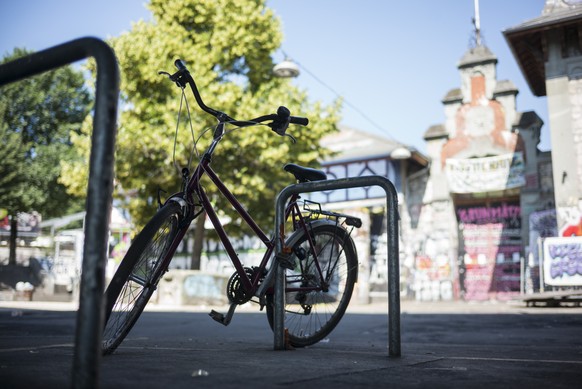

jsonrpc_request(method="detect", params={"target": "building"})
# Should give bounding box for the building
[315,127,429,302]
[504,0,582,290]
[505,1,582,237]
[408,26,553,301]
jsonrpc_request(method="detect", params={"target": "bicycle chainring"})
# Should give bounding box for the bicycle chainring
[226,267,255,304]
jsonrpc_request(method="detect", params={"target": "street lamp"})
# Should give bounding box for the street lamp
[273,57,300,78]
[390,145,412,160]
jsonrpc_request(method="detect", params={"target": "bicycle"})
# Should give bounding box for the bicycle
[102,59,361,355]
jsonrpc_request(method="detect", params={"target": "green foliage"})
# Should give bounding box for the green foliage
[0,48,92,218]
[61,0,341,234]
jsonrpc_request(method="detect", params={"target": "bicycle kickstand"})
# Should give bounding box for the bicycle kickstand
[209,303,237,326]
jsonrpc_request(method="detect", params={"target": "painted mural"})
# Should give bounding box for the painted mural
[457,201,522,300]
[558,202,582,237]
[527,210,558,292]
[408,200,458,301]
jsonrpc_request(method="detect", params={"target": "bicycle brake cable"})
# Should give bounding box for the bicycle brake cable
[173,88,202,176]
[172,88,185,174]
[181,88,200,170]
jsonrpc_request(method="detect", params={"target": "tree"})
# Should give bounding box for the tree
[61,0,342,269]
[0,48,92,265]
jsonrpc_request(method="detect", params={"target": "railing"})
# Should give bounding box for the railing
[272,176,401,357]
[0,37,119,388]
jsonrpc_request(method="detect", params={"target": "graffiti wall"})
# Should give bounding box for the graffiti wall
[558,203,582,237]
[527,210,558,292]
[457,201,522,300]
[409,200,458,301]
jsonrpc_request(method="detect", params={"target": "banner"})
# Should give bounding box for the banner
[446,152,525,193]
[542,237,582,286]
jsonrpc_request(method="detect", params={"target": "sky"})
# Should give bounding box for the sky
[0,0,550,153]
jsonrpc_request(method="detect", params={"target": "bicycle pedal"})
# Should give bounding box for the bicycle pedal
[275,253,295,270]
[209,303,236,326]
[209,310,226,325]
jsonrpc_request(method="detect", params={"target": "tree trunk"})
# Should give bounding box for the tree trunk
[190,212,206,270]
[8,215,17,266]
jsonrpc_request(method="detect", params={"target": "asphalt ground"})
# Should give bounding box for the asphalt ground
[1,299,581,388]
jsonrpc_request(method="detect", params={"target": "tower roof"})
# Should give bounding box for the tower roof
[458,45,498,69]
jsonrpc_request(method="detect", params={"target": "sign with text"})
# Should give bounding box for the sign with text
[445,152,525,193]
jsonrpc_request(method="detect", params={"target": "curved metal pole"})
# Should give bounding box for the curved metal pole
[0,37,119,387]
[273,175,401,357]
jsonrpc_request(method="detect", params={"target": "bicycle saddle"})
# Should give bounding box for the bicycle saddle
[284,163,327,183]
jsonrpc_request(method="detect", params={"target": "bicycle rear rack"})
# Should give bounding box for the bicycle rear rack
[272,176,401,357]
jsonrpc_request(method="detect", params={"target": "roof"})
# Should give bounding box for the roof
[494,79,518,96]
[442,88,463,103]
[513,110,544,128]
[320,126,429,166]
[458,45,498,68]
[503,3,582,96]
[423,124,447,140]
[321,126,400,162]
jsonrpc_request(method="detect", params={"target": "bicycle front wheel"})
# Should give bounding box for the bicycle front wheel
[102,202,184,355]
[266,223,358,347]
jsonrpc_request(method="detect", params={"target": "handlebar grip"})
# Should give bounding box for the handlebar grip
[290,116,309,126]
[175,59,187,71]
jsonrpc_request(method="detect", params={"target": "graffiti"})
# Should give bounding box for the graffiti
[457,201,522,300]
[558,205,582,237]
[530,210,558,240]
[542,237,582,286]
[547,242,582,278]
[413,254,454,301]
[561,223,582,237]
[416,280,454,301]
[457,203,521,227]
[183,274,224,298]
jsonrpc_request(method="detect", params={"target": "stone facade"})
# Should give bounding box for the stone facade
[413,41,552,301]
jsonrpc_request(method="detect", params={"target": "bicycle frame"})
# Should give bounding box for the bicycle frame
[159,156,306,298]
[151,61,336,311]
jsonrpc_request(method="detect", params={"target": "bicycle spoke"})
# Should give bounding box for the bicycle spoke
[267,223,357,347]
[102,203,183,355]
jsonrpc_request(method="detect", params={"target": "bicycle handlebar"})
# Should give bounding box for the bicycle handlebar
[166,59,308,139]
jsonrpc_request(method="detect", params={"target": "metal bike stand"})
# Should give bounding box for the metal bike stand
[0,37,119,388]
[272,175,401,357]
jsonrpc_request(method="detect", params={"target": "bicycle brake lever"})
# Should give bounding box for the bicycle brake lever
[285,133,297,144]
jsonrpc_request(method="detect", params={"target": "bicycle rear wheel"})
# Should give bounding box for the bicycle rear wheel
[102,202,184,355]
[266,222,358,347]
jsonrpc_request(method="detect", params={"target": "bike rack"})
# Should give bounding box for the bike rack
[0,37,119,388]
[272,175,401,357]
